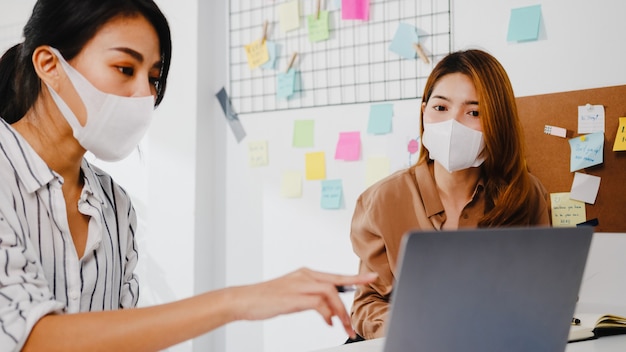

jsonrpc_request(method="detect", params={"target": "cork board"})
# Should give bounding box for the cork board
[516,85,626,233]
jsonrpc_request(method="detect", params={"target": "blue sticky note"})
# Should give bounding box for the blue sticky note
[277,68,296,99]
[389,23,418,60]
[261,41,278,70]
[368,103,393,134]
[568,132,604,172]
[507,5,542,42]
[321,179,343,209]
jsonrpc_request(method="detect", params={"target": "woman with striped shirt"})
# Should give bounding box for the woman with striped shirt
[0,1,376,351]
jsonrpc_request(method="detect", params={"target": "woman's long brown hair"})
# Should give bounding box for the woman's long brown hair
[417,49,535,226]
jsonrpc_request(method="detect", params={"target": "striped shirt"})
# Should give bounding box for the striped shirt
[0,119,139,351]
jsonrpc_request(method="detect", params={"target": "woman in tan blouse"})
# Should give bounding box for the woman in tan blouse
[349,49,551,341]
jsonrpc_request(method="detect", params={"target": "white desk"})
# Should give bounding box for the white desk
[312,335,626,352]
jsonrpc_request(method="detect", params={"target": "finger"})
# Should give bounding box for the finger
[305,270,378,286]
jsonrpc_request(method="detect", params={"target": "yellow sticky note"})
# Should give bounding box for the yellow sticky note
[281,171,302,198]
[248,141,268,167]
[244,40,269,70]
[305,152,326,180]
[365,156,390,187]
[279,0,300,32]
[550,192,586,227]
[613,117,626,151]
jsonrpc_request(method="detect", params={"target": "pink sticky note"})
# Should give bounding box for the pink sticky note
[342,0,369,20]
[335,131,361,161]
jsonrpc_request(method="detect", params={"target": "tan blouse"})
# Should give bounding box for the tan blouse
[349,162,550,339]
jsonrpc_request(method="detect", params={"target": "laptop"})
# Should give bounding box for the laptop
[382,226,593,352]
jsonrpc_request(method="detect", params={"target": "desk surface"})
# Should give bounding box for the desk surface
[312,335,626,352]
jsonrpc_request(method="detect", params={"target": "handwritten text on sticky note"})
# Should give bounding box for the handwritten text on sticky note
[613,117,626,151]
[550,192,586,227]
[569,132,604,172]
[578,104,605,134]
[308,11,330,42]
[248,140,268,167]
[244,40,269,70]
[321,179,343,209]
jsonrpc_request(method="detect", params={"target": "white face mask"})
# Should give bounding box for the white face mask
[422,119,486,173]
[45,47,155,162]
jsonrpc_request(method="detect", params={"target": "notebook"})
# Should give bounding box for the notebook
[382,226,593,352]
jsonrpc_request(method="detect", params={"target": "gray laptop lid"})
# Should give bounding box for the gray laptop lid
[383,226,593,352]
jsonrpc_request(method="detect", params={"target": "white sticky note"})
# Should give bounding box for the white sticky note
[570,172,601,204]
[578,104,605,134]
[544,125,567,138]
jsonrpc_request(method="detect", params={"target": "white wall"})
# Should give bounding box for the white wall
[223,1,626,352]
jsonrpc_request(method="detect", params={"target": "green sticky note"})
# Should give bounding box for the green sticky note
[507,5,541,42]
[308,11,330,42]
[321,179,343,209]
[293,119,314,147]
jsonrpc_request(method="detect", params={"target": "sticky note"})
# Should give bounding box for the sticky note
[244,40,269,70]
[279,0,300,32]
[368,103,393,134]
[550,192,586,228]
[293,119,314,147]
[335,131,361,161]
[578,104,605,134]
[305,152,326,180]
[308,11,330,42]
[613,117,626,151]
[261,41,278,70]
[568,132,604,172]
[507,5,542,42]
[281,171,302,198]
[321,179,343,209]
[544,125,567,138]
[341,0,369,20]
[365,156,390,187]
[277,68,297,99]
[570,172,601,204]
[389,23,419,60]
[248,140,269,167]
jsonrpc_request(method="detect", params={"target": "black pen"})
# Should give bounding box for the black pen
[572,317,581,326]
[336,285,356,293]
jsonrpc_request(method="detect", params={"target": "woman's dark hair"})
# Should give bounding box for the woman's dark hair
[0,0,172,123]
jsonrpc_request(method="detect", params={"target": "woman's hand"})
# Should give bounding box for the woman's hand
[230,268,377,338]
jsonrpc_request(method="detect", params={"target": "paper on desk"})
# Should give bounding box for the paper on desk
[570,172,601,204]
[578,104,605,134]
[568,132,604,172]
[335,131,361,161]
[550,192,586,228]
[305,151,326,180]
